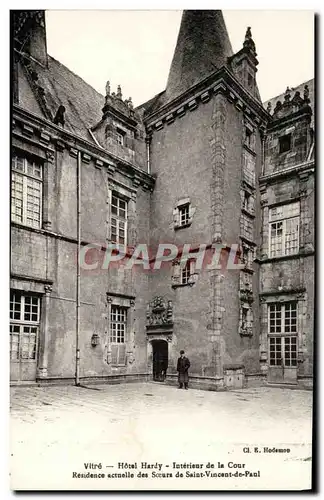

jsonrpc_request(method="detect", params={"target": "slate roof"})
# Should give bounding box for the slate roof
[26,54,105,142]
[165,10,233,105]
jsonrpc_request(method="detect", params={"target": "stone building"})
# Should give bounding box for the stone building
[10,10,314,388]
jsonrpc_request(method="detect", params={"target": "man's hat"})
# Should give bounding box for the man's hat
[180,350,185,354]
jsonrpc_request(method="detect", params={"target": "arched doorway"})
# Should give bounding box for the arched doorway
[152,340,168,382]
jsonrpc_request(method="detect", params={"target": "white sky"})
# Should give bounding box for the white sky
[45,10,314,106]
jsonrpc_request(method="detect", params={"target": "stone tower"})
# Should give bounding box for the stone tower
[143,11,269,389]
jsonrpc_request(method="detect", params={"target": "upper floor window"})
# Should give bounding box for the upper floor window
[11,154,42,228]
[242,150,255,187]
[180,259,195,285]
[111,194,127,245]
[116,129,126,146]
[269,202,300,257]
[173,198,195,230]
[279,134,292,154]
[179,204,190,227]
[268,302,297,335]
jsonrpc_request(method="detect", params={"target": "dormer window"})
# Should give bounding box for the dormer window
[279,134,292,154]
[116,128,126,146]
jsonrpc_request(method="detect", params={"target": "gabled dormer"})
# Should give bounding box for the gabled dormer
[228,27,259,100]
[91,82,146,169]
[264,85,313,175]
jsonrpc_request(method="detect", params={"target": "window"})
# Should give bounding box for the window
[269,202,300,257]
[10,292,40,361]
[268,302,297,335]
[179,204,190,227]
[180,259,195,285]
[242,151,255,187]
[173,198,195,230]
[11,153,42,228]
[268,302,298,367]
[241,214,254,241]
[279,134,292,154]
[111,194,127,245]
[109,305,127,366]
[116,129,125,146]
[110,305,127,343]
[181,260,191,285]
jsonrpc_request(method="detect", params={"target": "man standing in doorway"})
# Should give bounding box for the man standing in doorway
[177,350,190,389]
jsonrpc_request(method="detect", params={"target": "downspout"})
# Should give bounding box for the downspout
[75,150,81,386]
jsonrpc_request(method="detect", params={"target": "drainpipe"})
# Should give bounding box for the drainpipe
[145,137,151,174]
[75,150,81,386]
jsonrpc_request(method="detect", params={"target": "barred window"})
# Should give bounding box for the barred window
[11,154,43,228]
[269,202,300,257]
[10,292,40,361]
[268,302,297,335]
[111,194,127,245]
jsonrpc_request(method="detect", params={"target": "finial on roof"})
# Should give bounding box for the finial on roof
[105,80,110,97]
[127,97,134,110]
[274,101,282,114]
[267,102,272,113]
[117,85,123,99]
[243,26,256,52]
[292,90,303,106]
[304,84,310,103]
[283,86,291,106]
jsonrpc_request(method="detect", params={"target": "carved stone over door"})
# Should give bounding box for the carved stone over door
[146,296,174,381]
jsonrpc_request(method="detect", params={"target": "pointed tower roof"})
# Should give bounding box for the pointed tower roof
[165,10,233,104]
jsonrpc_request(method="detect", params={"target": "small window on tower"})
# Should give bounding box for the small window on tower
[179,204,190,227]
[247,73,254,87]
[279,134,292,154]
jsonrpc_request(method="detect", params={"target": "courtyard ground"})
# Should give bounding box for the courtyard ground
[10,382,313,491]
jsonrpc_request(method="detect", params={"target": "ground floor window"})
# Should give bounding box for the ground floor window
[10,291,40,361]
[109,305,127,365]
[269,336,297,367]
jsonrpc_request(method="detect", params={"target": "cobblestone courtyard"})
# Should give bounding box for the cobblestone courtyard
[10,382,313,491]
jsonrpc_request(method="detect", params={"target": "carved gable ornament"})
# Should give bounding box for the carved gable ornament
[146,297,173,334]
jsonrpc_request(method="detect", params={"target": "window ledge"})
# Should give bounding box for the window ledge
[259,251,314,264]
[171,282,194,289]
[174,221,192,230]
